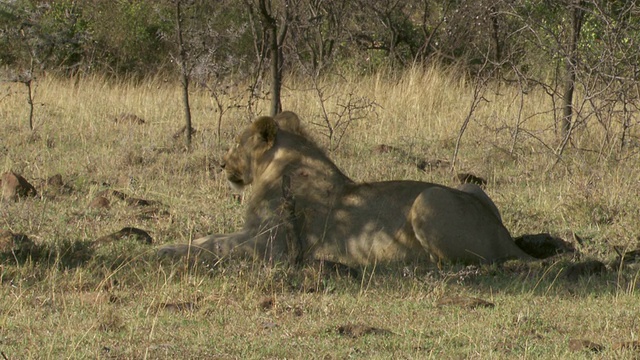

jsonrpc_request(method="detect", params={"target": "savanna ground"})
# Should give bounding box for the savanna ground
[1,66,640,359]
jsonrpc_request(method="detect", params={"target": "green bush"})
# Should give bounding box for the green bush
[86,0,172,76]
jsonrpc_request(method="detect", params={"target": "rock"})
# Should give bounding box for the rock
[45,174,73,195]
[1,171,37,201]
[89,196,111,209]
[258,296,275,311]
[47,174,64,187]
[514,233,576,259]
[94,227,153,246]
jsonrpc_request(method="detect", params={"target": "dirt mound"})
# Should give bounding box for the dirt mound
[563,260,607,281]
[1,171,37,201]
[44,174,74,196]
[514,233,576,259]
[89,196,110,209]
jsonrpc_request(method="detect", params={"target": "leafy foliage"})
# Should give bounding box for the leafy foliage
[0,0,635,78]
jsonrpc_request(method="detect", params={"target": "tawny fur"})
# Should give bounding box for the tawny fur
[158,111,532,266]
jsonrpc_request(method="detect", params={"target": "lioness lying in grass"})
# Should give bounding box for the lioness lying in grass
[159,111,532,266]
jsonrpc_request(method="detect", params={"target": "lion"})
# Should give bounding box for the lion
[158,111,533,266]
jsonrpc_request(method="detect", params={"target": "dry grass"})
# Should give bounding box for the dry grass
[1,67,640,358]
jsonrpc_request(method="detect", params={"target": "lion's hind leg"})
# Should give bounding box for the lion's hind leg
[409,186,530,264]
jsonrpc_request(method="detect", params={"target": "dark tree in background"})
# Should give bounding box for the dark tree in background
[257,0,290,116]
[174,0,193,149]
[561,0,586,139]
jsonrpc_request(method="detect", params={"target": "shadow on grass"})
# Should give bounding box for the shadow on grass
[387,255,639,298]
[1,231,635,299]
[0,238,94,269]
[0,235,156,274]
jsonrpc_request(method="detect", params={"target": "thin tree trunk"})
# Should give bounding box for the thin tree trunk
[259,0,287,117]
[561,0,585,139]
[269,25,282,116]
[175,0,192,149]
[26,78,34,131]
[490,6,501,64]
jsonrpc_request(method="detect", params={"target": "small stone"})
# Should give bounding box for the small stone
[1,171,37,201]
[89,196,110,209]
[514,233,576,259]
[47,174,64,187]
[94,227,153,246]
[259,296,275,311]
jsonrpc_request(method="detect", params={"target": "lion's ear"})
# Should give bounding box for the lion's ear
[252,116,278,146]
[274,111,302,135]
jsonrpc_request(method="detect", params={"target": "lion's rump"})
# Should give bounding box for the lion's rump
[295,181,438,265]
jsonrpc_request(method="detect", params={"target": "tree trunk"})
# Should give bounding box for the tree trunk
[25,78,34,131]
[259,0,288,116]
[175,0,192,149]
[269,24,282,116]
[489,6,501,64]
[561,0,585,139]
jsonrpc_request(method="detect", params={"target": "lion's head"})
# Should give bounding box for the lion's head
[221,112,303,191]
[221,116,277,191]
